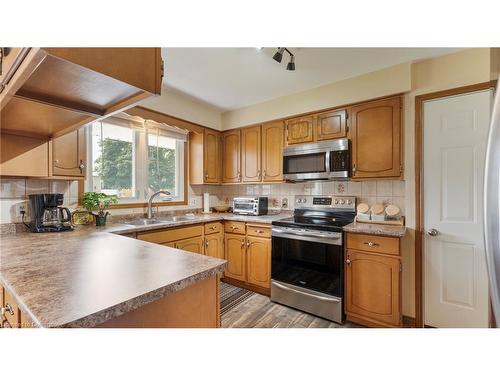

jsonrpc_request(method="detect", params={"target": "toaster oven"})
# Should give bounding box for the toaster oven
[233,197,268,216]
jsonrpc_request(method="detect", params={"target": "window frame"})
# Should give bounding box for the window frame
[85,119,188,208]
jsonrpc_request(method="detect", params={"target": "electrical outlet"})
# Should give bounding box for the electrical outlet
[190,198,197,207]
[19,205,26,215]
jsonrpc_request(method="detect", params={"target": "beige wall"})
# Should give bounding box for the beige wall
[218,48,495,318]
[221,62,412,129]
[142,85,223,130]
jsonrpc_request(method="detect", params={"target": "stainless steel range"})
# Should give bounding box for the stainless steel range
[270,195,356,323]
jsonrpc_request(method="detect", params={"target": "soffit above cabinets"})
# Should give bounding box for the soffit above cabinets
[0,47,163,139]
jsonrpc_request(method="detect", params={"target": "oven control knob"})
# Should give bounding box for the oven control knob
[346,199,352,205]
[301,198,306,203]
[333,199,339,204]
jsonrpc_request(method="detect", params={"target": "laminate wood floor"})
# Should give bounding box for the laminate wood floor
[221,292,361,328]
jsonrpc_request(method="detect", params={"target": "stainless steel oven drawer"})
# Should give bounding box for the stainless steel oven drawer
[271,280,343,324]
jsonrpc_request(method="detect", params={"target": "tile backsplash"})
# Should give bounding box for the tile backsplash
[0,178,80,224]
[0,177,405,223]
[217,180,406,213]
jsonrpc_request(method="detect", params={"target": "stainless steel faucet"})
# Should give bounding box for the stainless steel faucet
[147,190,171,219]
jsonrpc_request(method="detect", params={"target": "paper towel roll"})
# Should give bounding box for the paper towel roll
[203,192,210,213]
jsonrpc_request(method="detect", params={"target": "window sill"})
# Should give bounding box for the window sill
[109,200,188,209]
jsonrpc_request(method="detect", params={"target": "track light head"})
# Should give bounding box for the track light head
[286,55,295,71]
[273,48,285,63]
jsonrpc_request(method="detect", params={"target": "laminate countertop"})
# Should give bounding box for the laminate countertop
[343,222,407,237]
[0,212,290,328]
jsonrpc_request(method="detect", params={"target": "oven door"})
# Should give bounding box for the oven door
[271,227,343,297]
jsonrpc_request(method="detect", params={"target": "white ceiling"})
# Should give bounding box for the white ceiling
[161,48,462,112]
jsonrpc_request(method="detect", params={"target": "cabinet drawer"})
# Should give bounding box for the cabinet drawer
[204,221,222,235]
[246,224,271,238]
[346,233,400,256]
[138,224,203,244]
[4,290,20,328]
[224,221,246,234]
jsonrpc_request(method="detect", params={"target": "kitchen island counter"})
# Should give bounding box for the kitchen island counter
[0,227,226,328]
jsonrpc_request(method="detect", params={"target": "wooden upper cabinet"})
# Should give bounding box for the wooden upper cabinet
[350,97,402,179]
[222,129,241,183]
[286,116,314,145]
[224,234,246,281]
[315,109,347,141]
[241,125,261,182]
[261,121,284,182]
[0,133,49,177]
[52,127,86,177]
[1,48,162,138]
[345,249,401,327]
[203,128,221,183]
[246,236,271,289]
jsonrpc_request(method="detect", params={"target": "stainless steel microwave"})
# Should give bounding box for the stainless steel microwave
[283,139,350,181]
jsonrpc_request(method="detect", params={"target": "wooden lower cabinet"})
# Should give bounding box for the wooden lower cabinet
[345,243,402,327]
[1,285,33,328]
[246,236,271,288]
[176,237,204,254]
[224,224,272,292]
[205,233,224,259]
[224,234,246,281]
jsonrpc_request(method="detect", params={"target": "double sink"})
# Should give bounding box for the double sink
[124,216,196,226]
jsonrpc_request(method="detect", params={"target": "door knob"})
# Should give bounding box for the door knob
[427,228,439,236]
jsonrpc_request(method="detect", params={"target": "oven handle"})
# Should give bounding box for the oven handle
[272,227,342,245]
[272,281,341,304]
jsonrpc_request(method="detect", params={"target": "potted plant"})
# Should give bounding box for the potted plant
[82,192,118,226]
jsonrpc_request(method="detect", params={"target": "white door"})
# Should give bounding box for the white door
[423,90,492,328]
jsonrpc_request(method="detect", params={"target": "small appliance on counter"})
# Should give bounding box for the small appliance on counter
[233,197,268,216]
[27,193,73,232]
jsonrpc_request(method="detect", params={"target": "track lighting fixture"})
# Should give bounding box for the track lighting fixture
[272,47,296,71]
[273,47,285,63]
[286,55,295,71]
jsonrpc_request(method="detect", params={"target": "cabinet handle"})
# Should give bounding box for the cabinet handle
[346,259,351,266]
[255,229,264,234]
[211,225,217,230]
[79,160,85,173]
[257,170,261,179]
[4,303,15,316]
[205,240,209,247]
[352,163,356,175]
[205,172,209,179]
[263,170,266,178]
[247,240,250,248]
[241,240,245,248]
[363,241,379,247]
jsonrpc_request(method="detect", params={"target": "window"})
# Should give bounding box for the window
[86,115,187,204]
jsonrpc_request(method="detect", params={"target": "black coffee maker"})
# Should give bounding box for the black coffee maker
[28,194,73,233]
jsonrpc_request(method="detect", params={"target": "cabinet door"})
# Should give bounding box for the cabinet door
[261,121,284,182]
[204,129,220,183]
[176,237,204,254]
[241,125,261,182]
[224,234,246,281]
[246,236,271,289]
[205,233,224,259]
[0,133,49,177]
[345,249,401,327]
[350,97,402,179]
[315,109,347,141]
[222,129,241,183]
[52,127,86,177]
[286,116,314,145]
